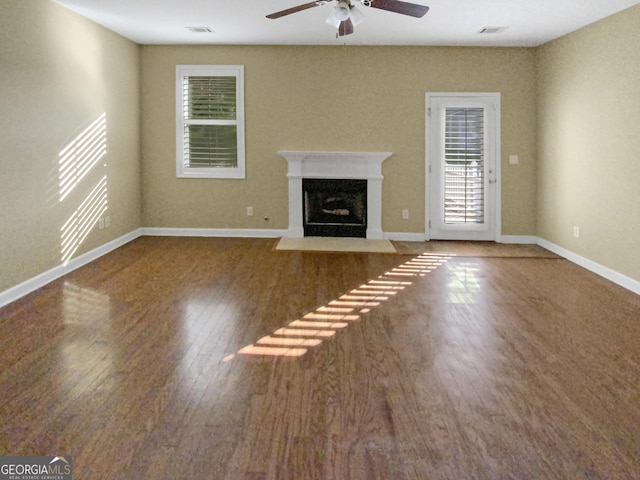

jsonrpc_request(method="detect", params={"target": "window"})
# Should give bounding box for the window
[176,65,245,178]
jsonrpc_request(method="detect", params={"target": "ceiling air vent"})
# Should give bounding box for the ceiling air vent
[186,27,214,33]
[478,26,507,34]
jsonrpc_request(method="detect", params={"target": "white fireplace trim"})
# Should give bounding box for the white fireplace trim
[277,151,392,239]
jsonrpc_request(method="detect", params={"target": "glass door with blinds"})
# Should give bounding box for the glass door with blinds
[426,94,500,241]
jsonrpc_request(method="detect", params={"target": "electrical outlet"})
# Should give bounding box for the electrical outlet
[247,207,254,217]
[98,218,105,230]
[402,209,409,220]
[573,226,580,238]
[104,216,110,228]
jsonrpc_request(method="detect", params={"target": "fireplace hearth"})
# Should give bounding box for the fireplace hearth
[303,178,367,238]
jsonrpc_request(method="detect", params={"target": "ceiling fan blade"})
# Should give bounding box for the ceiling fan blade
[266,1,323,19]
[338,17,354,36]
[368,0,429,18]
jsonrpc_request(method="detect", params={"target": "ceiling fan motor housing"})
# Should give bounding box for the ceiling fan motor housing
[336,2,351,20]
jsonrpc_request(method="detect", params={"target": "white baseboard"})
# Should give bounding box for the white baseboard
[499,235,538,244]
[384,234,538,244]
[537,238,640,295]
[141,227,288,238]
[383,232,428,242]
[0,228,143,308]
[145,228,429,243]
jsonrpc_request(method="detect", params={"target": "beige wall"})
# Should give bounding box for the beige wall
[0,0,141,292]
[141,46,537,236]
[536,5,640,281]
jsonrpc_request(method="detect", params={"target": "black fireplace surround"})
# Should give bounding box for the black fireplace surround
[302,178,367,238]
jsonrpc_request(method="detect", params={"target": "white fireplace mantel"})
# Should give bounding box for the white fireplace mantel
[277,151,392,239]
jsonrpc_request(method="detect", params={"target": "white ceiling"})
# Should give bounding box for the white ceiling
[51,0,640,47]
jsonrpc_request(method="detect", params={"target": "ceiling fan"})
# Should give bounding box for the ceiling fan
[266,0,430,37]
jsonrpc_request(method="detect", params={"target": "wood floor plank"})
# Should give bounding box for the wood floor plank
[0,237,639,479]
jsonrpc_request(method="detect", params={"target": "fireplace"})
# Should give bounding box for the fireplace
[303,178,367,237]
[277,151,392,239]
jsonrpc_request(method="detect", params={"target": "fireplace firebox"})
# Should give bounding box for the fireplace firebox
[302,178,367,238]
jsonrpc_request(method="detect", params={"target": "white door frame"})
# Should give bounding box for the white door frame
[425,92,501,241]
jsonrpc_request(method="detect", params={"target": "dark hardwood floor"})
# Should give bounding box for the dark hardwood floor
[1,237,639,479]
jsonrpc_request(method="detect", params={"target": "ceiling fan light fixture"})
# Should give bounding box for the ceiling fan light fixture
[327,1,363,32]
[349,5,364,26]
[326,1,351,27]
[325,11,341,28]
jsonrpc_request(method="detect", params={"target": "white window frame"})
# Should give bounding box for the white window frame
[176,65,245,179]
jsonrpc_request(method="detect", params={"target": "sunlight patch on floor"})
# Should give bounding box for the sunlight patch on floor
[235,253,455,358]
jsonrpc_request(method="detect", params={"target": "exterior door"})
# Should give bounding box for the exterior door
[426,93,500,241]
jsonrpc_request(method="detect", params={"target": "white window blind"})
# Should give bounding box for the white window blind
[176,66,245,178]
[444,107,485,224]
